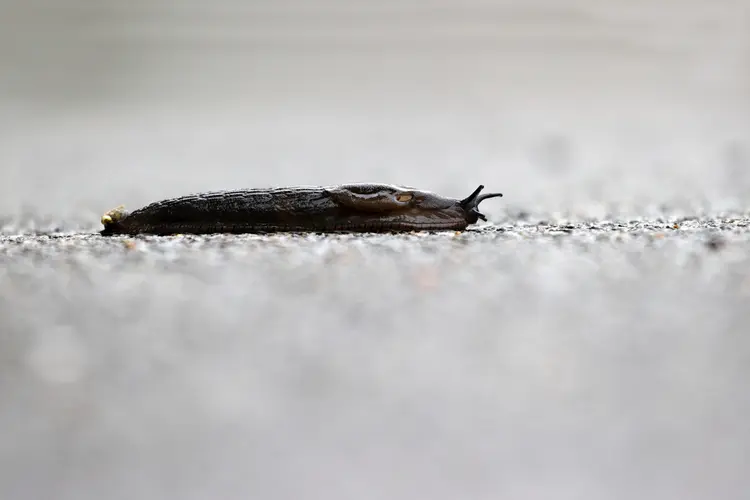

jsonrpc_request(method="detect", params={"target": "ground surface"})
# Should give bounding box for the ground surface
[2,217,750,500]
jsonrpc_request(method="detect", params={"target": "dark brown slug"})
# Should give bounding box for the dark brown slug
[99,183,503,236]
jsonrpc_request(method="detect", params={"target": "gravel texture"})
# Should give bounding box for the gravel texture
[2,216,750,500]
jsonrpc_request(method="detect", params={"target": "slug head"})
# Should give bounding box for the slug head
[388,184,503,219]
[327,183,502,229]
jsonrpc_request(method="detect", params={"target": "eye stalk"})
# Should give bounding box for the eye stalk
[459,185,503,222]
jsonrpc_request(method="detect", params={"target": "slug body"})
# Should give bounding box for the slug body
[99,183,503,236]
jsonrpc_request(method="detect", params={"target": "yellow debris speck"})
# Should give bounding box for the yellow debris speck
[101,205,126,225]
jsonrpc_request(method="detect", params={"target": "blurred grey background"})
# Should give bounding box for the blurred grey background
[1,0,749,223]
[2,2,750,500]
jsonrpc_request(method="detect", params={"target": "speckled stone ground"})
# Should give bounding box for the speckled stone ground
[2,215,750,500]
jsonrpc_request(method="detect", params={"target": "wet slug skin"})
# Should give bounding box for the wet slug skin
[99,183,503,235]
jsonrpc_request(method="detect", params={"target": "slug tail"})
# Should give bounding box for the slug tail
[100,205,129,236]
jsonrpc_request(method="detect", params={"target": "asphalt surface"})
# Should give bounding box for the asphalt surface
[2,215,750,500]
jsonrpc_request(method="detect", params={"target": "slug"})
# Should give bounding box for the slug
[99,183,503,236]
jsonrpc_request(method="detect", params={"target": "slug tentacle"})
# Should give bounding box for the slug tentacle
[459,185,503,223]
